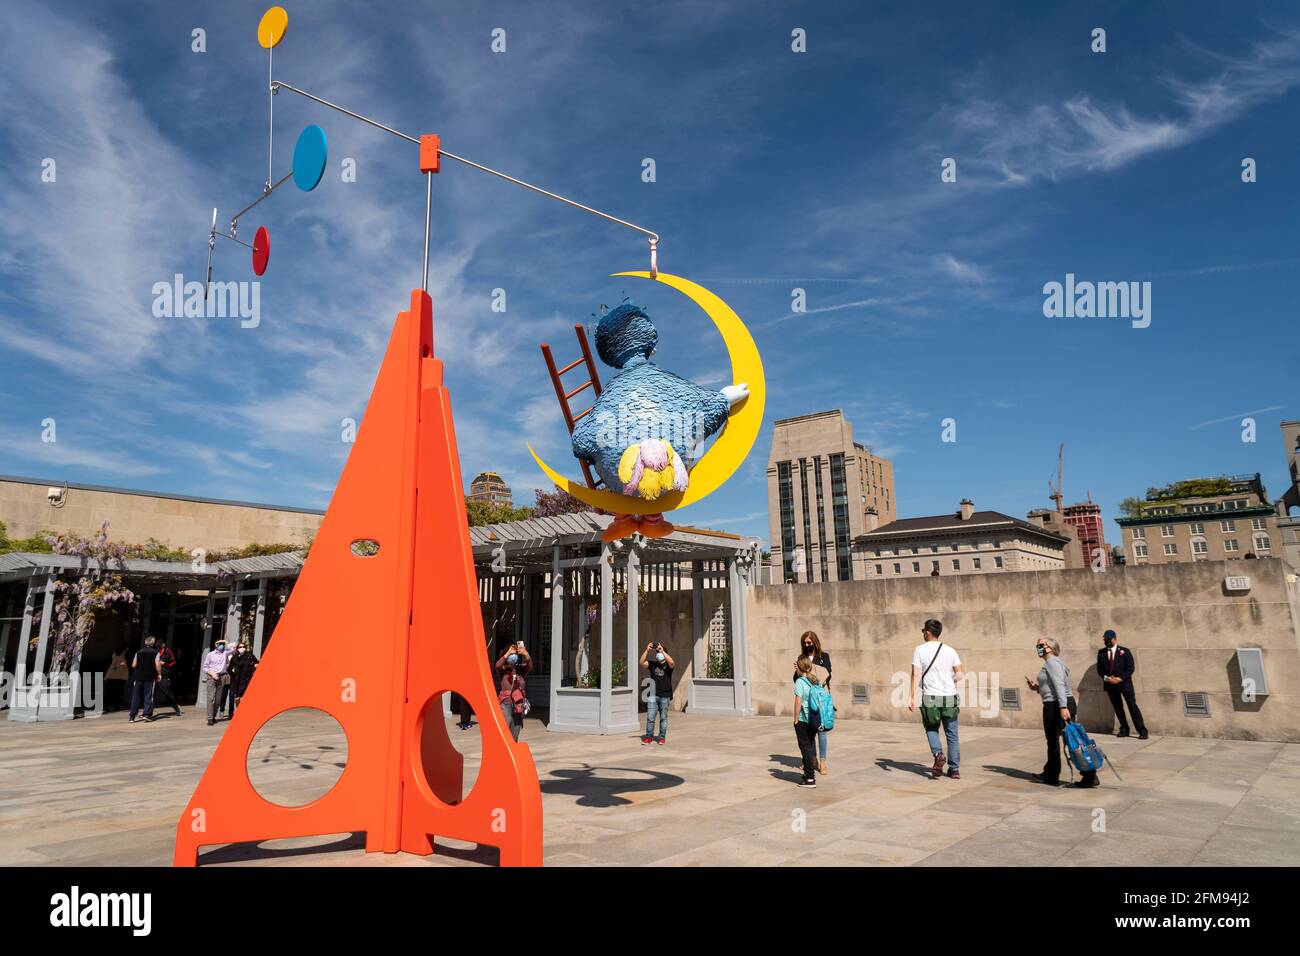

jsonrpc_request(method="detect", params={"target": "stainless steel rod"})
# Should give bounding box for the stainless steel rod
[271,80,419,144]
[268,79,659,244]
[230,171,293,224]
[422,171,432,292]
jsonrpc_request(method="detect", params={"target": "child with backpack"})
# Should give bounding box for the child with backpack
[793,657,834,788]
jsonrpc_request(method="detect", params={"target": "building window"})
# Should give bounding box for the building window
[951,543,960,551]
[1192,539,1208,556]
[973,558,981,570]
[951,559,960,571]
[1161,525,1175,538]
[1224,538,1239,552]
[799,459,814,582]
[911,561,920,573]
[875,564,883,575]
[1219,520,1234,533]
[1132,527,1145,540]
[813,457,828,582]
[1163,543,1178,556]
[994,556,1004,568]
[777,461,796,583]
[829,454,852,581]
[1134,543,1149,558]
[1251,518,1267,531]
[931,560,940,573]
[930,544,939,553]
[1190,522,1205,535]
[1255,534,1272,553]
[893,563,901,574]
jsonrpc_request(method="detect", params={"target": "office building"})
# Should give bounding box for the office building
[466,471,514,509]
[767,410,895,583]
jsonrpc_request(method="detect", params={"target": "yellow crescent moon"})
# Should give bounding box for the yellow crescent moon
[528,271,765,515]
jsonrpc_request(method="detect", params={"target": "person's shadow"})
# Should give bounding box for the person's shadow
[875,758,933,778]
[542,764,684,807]
[983,765,1038,782]
[768,753,805,783]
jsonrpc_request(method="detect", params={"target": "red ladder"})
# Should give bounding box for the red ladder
[540,324,604,491]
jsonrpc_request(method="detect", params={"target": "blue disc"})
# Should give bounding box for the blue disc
[293,124,328,192]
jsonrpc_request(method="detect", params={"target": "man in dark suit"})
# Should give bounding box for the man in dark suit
[1096,629,1148,739]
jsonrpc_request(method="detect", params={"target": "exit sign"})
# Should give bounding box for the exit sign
[1225,575,1252,592]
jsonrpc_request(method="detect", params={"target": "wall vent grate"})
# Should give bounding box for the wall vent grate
[852,683,869,705]
[1182,691,1211,717]
[1000,688,1021,711]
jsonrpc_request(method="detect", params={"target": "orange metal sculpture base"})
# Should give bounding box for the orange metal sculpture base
[173,289,543,867]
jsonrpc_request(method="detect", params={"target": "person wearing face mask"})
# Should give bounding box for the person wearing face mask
[795,631,832,773]
[1096,629,1147,739]
[494,643,532,741]
[639,641,676,745]
[227,641,260,716]
[201,638,231,726]
[1026,637,1098,788]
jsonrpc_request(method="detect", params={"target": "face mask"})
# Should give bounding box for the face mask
[655,652,665,662]
[507,654,520,665]
[1036,645,1047,658]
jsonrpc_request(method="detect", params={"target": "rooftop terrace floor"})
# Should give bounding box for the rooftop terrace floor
[2,708,1297,866]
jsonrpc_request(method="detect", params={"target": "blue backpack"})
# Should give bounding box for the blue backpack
[1062,720,1110,776]
[808,681,835,732]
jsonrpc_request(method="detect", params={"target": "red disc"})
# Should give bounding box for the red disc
[252,226,270,276]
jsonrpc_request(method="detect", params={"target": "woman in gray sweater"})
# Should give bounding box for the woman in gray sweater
[1025,637,1098,788]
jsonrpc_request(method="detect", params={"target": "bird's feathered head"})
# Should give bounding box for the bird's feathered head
[595,302,657,369]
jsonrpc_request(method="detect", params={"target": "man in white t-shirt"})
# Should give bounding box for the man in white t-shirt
[908,618,964,779]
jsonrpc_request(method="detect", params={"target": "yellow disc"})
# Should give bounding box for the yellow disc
[258,7,288,49]
[528,271,765,515]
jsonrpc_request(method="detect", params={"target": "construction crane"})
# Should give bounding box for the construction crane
[1048,443,1065,512]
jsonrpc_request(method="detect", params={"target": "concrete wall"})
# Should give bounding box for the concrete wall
[0,477,322,552]
[746,557,1300,742]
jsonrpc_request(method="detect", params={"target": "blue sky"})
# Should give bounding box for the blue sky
[0,0,1297,548]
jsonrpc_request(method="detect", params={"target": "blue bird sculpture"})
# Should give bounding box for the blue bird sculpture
[571,301,748,540]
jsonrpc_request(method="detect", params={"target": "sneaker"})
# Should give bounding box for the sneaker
[947,769,960,780]
[799,778,817,788]
[1073,778,1100,789]
[930,752,946,778]
[656,737,665,746]
[641,736,652,745]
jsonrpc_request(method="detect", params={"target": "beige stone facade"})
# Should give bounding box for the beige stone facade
[745,557,1300,742]
[1118,474,1281,566]
[1279,420,1300,572]
[855,500,1070,579]
[0,475,322,552]
[766,410,895,584]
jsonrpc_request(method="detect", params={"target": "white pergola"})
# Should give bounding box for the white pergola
[469,512,761,734]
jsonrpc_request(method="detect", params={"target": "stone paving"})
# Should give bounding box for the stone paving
[1,707,1297,866]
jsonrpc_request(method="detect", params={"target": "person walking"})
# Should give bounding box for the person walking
[908,619,962,779]
[797,631,833,773]
[227,641,259,715]
[1096,629,1148,739]
[494,642,531,741]
[201,639,230,726]
[147,639,183,718]
[105,643,130,713]
[792,657,820,788]
[1027,637,1098,788]
[127,637,162,723]
[639,641,675,745]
